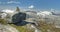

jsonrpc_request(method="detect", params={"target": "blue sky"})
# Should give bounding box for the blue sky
[0,0,60,11]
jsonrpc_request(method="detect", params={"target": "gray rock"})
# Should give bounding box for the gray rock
[0,24,19,32]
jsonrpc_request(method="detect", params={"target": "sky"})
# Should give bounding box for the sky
[0,0,60,11]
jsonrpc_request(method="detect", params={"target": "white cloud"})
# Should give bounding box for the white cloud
[0,1,20,4]
[0,2,6,4]
[28,5,34,9]
[0,2,2,4]
[7,1,20,4]
[51,8,55,11]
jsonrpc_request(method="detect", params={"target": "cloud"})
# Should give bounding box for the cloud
[0,2,6,4]
[7,1,20,4]
[0,1,20,4]
[51,8,55,11]
[28,5,34,9]
[0,2,2,4]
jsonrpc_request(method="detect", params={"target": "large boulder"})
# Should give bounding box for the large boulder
[12,12,26,23]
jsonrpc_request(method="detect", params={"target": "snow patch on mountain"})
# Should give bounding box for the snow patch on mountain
[2,9,14,14]
[37,11,53,18]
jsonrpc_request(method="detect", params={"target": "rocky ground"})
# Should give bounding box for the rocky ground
[0,24,19,32]
[0,18,60,32]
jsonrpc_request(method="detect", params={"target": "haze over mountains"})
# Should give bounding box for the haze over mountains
[0,9,60,19]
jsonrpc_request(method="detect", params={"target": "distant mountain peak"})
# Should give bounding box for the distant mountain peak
[2,9,14,13]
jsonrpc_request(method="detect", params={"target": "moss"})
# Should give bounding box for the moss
[10,24,35,32]
[10,24,27,32]
[0,19,7,25]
